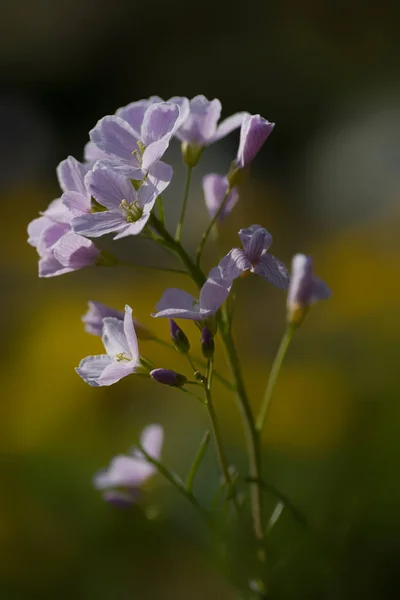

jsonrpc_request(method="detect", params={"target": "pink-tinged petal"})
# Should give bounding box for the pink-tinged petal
[56,156,89,196]
[90,116,139,161]
[152,288,201,320]
[209,111,247,144]
[38,253,73,278]
[76,354,114,386]
[84,141,108,162]
[82,301,124,336]
[236,114,274,168]
[98,360,136,386]
[53,232,100,269]
[42,198,71,224]
[238,225,272,262]
[86,165,136,210]
[62,191,91,216]
[253,253,289,289]
[27,216,51,247]
[199,269,232,314]
[102,317,130,357]
[94,158,144,180]
[72,211,126,238]
[167,96,190,128]
[38,222,70,255]
[123,305,139,364]
[218,248,250,281]
[177,95,222,145]
[146,161,173,195]
[94,455,155,489]
[141,102,180,145]
[138,424,164,461]
[202,174,239,220]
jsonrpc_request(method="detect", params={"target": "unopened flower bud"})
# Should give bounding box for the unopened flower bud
[169,319,190,354]
[201,327,215,358]
[150,368,187,387]
[287,254,331,326]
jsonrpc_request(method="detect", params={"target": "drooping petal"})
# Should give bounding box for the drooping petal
[311,277,332,303]
[218,248,251,280]
[86,165,136,210]
[38,253,73,278]
[199,268,232,314]
[176,95,222,145]
[209,111,247,144]
[236,114,275,168]
[72,211,127,238]
[94,455,155,489]
[98,360,136,386]
[152,288,201,320]
[238,225,273,262]
[102,317,131,357]
[56,156,89,196]
[90,116,140,161]
[139,424,164,460]
[53,232,100,269]
[82,301,124,336]
[76,354,114,386]
[202,174,239,219]
[123,305,139,365]
[62,191,91,216]
[253,253,290,289]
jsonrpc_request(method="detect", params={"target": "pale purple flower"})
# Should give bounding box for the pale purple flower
[84,141,108,163]
[287,254,331,324]
[218,225,289,289]
[90,102,181,178]
[175,95,245,147]
[53,232,100,270]
[94,424,164,505]
[72,162,171,239]
[235,114,275,169]
[82,301,154,340]
[202,174,239,220]
[76,305,140,387]
[116,96,189,137]
[150,368,187,387]
[152,266,231,321]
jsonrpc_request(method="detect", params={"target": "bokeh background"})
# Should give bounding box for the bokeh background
[1,1,400,598]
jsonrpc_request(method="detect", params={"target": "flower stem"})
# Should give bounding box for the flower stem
[196,185,231,266]
[256,324,296,433]
[186,430,211,492]
[157,196,165,226]
[175,165,193,242]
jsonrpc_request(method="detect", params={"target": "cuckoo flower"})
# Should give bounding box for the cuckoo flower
[72,162,171,239]
[202,174,239,220]
[218,225,289,288]
[116,96,189,137]
[82,301,154,340]
[90,102,181,178]
[235,114,275,169]
[94,424,164,506]
[287,254,331,325]
[152,266,231,321]
[76,305,140,386]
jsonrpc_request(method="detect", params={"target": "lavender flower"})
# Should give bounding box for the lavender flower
[76,305,140,386]
[202,174,239,220]
[287,254,331,324]
[152,267,231,321]
[150,368,187,387]
[116,96,189,136]
[218,225,289,288]
[235,114,275,169]
[169,319,190,354]
[53,232,100,271]
[82,301,154,340]
[94,424,164,506]
[90,102,181,179]
[72,162,171,239]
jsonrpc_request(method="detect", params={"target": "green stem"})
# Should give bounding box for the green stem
[137,444,210,521]
[196,185,231,266]
[256,324,296,433]
[186,430,211,492]
[157,196,165,226]
[175,166,193,241]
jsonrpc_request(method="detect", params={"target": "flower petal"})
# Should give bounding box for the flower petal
[76,354,113,386]
[72,211,127,238]
[53,232,100,269]
[167,96,190,128]
[236,114,274,168]
[253,253,290,289]
[82,301,124,336]
[146,161,173,195]
[62,191,91,216]
[176,95,222,145]
[311,277,332,303]
[138,424,164,461]
[202,174,239,220]
[152,288,201,320]
[86,165,136,210]
[90,116,139,161]
[84,141,108,162]
[141,102,180,144]
[209,111,247,144]
[94,158,144,180]
[123,305,139,364]
[116,98,162,136]
[218,248,250,281]
[199,268,232,313]
[57,156,89,195]
[102,317,130,357]
[94,455,154,489]
[238,225,272,262]
[38,253,72,278]
[98,360,136,385]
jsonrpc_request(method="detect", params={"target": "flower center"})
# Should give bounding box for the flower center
[114,352,131,362]
[119,199,144,223]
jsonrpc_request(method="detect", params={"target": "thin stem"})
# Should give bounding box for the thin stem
[196,185,231,266]
[157,196,165,226]
[186,430,211,492]
[175,165,193,241]
[117,260,188,276]
[204,357,241,514]
[256,324,296,433]
[137,444,211,521]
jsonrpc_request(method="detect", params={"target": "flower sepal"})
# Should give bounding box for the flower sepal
[181,142,204,167]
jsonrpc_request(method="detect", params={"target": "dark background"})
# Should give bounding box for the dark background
[1,1,400,598]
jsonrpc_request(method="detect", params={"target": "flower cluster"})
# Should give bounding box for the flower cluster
[28,94,332,596]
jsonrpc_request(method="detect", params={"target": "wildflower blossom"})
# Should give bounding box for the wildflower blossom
[53,232,100,270]
[76,305,140,386]
[94,424,164,506]
[235,114,275,169]
[202,174,239,220]
[218,225,289,288]
[287,254,331,325]
[82,301,154,339]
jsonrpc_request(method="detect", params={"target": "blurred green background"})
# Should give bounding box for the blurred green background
[1,0,400,598]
